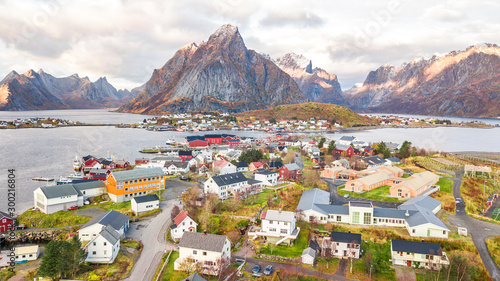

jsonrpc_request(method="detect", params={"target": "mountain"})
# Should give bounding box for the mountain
[275,53,346,105]
[235,102,378,127]
[0,69,137,110]
[118,24,307,114]
[344,44,500,118]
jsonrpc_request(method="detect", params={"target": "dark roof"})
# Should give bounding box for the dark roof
[362,156,386,165]
[237,162,248,168]
[73,180,105,191]
[164,161,189,168]
[211,172,248,186]
[186,136,205,142]
[184,273,207,281]
[101,160,114,165]
[178,232,228,252]
[132,194,159,204]
[178,150,193,156]
[0,211,13,220]
[255,170,276,175]
[204,134,222,138]
[340,136,356,141]
[387,157,401,162]
[81,210,130,231]
[39,184,80,199]
[330,231,362,244]
[391,239,443,256]
[268,161,283,168]
[99,225,121,245]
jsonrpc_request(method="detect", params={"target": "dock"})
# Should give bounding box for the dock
[32,177,54,182]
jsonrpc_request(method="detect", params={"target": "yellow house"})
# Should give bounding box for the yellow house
[104,167,166,202]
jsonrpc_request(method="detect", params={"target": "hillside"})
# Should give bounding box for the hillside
[235,102,378,127]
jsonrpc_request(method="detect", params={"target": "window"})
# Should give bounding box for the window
[412,229,416,233]
[193,250,197,255]
[93,242,96,246]
[104,242,107,246]
[397,189,402,197]
[203,252,207,256]
[443,230,446,235]
[125,188,128,192]
[269,228,277,232]
[337,216,341,222]
[284,222,288,226]
[363,212,372,225]
[352,212,360,224]
[269,220,273,224]
[92,251,96,255]
[280,229,287,234]
[29,254,33,257]
[373,218,377,224]
[104,250,107,255]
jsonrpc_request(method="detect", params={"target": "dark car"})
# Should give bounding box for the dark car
[16,224,27,230]
[252,264,261,274]
[264,265,274,275]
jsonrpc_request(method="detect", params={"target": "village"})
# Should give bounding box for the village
[1,132,500,281]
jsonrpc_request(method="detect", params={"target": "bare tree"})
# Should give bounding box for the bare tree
[170,205,181,222]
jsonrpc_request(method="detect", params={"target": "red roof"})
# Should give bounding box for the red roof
[213,160,229,168]
[174,210,193,226]
[251,162,264,168]
[260,210,267,220]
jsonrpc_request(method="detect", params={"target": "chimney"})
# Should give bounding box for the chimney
[204,230,207,236]
[405,210,409,217]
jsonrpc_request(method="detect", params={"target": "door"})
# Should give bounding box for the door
[427,229,431,237]
[343,250,347,257]
[407,260,412,267]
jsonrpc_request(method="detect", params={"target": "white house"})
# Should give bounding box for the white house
[33,184,84,214]
[212,160,237,175]
[171,210,198,240]
[391,239,449,270]
[174,232,231,276]
[236,162,249,172]
[85,225,121,264]
[79,210,130,242]
[204,172,252,199]
[14,245,40,263]
[296,188,449,239]
[339,136,358,146]
[164,161,190,175]
[321,231,361,259]
[248,209,300,245]
[301,247,316,265]
[131,194,160,215]
[254,171,278,186]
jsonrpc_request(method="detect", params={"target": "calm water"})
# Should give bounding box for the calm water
[0,109,499,213]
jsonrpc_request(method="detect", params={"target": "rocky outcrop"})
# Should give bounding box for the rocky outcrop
[345,44,500,118]
[118,24,306,114]
[275,53,346,105]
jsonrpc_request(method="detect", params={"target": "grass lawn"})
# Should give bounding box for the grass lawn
[259,228,309,258]
[461,177,496,215]
[18,209,92,228]
[431,178,456,213]
[337,185,400,202]
[76,251,134,280]
[486,236,500,269]
[492,207,500,221]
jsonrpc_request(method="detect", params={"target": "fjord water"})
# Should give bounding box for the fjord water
[0,109,499,213]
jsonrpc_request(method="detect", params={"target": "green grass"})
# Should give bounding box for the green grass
[436,178,453,194]
[486,236,500,270]
[337,185,400,202]
[259,228,309,258]
[161,251,190,280]
[492,207,500,221]
[244,188,275,205]
[18,209,91,228]
[402,174,411,178]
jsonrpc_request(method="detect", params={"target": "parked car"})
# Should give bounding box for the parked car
[16,224,27,230]
[252,264,261,274]
[455,198,462,204]
[264,265,274,275]
[344,194,350,198]
[179,175,188,181]
[68,205,79,210]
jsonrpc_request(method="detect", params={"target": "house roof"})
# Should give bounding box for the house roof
[213,160,230,168]
[99,225,121,245]
[81,210,130,231]
[362,156,386,166]
[164,161,189,169]
[296,188,329,212]
[398,196,442,214]
[179,150,193,156]
[284,163,301,171]
[184,273,207,281]
[73,180,106,191]
[335,144,351,151]
[340,136,356,141]
[314,204,349,215]
[132,194,159,204]
[406,205,449,230]
[173,210,195,226]
[301,247,316,258]
[373,208,414,219]
[251,162,264,168]
[178,231,228,253]
[39,184,80,199]
[268,161,283,168]
[14,245,39,256]
[387,157,401,162]
[236,162,248,168]
[255,170,276,176]
[0,211,14,220]
[112,167,164,182]
[330,231,362,244]
[262,209,295,222]
[395,171,439,193]
[211,172,248,187]
[391,239,443,256]
[349,201,373,208]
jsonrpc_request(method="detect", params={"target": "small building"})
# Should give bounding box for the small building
[212,160,237,175]
[248,209,300,245]
[361,156,388,168]
[236,162,249,172]
[339,136,358,146]
[279,163,302,180]
[104,167,165,202]
[184,273,207,281]
[188,139,209,148]
[254,170,278,186]
[301,247,316,265]
[0,211,14,232]
[391,239,449,270]
[135,158,150,165]
[174,232,231,276]
[170,210,198,240]
[131,194,160,215]
[204,172,252,200]
[335,145,354,157]
[321,231,361,259]
[79,210,130,242]
[85,225,121,264]
[14,245,40,263]
[389,171,439,199]
[164,161,190,175]
[249,162,269,171]
[114,159,130,169]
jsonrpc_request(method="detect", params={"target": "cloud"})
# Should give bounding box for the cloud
[424,6,466,22]
[260,10,324,28]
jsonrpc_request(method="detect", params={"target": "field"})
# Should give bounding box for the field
[259,228,309,258]
[461,177,497,215]
[430,178,456,213]
[492,207,500,221]
[337,185,400,202]
[486,236,500,269]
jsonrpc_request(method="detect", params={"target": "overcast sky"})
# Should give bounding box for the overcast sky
[0,0,499,90]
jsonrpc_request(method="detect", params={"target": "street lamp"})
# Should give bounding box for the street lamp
[484,180,487,197]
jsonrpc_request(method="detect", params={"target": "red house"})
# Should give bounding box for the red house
[205,134,223,145]
[335,145,354,157]
[279,163,302,180]
[101,160,116,169]
[135,158,150,165]
[0,211,14,232]
[84,158,101,168]
[188,140,209,147]
[363,147,376,156]
[89,169,111,181]
[115,159,130,168]
[178,151,193,161]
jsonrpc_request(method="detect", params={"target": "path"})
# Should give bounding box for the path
[448,170,500,281]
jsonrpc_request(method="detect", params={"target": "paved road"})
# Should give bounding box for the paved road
[124,178,195,281]
[447,171,500,281]
[324,178,401,209]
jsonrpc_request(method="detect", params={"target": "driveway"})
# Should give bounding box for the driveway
[241,257,353,281]
[447,170,500,281]
[394,265,416,281]
[324,178,401,209]
[124,179,195,281]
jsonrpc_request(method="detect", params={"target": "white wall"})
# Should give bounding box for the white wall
[86,235,120,263]
[79,224,104,241]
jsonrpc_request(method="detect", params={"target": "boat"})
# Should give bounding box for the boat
[32,177,54,182]
[176,128,184,132]
[73,156,82,171]
[165,138,175,145]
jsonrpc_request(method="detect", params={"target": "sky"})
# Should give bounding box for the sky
[0,0,499,90]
